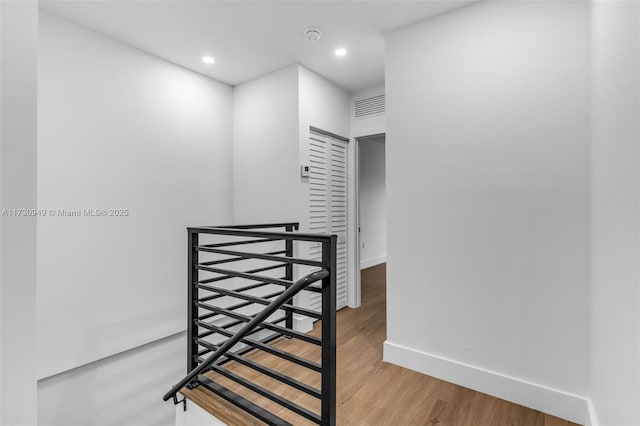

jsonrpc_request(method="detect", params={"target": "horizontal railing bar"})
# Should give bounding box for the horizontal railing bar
[200,238,281,249]
[198,286,284,309]
[197,290,282,322]
[197,265,291,286]
[197,264,287,294]
[197,284,322,320]
[216,330,284,365]
[198,299,267,321]
[197,339,321,399]
[212,223,300,230]
[197,316,286,341]
[197,246,323,268]
[197,326,285,358]
[198,317,244,333]
[239,263,287,276]
[197,321,321,372]
[197,318,255,339]
[189,227,332,243]
[198,302,322,346]
[195,322,265,352]
[242,263,288,275]
[197,265,322,293]
[197,335,285,363]
[200,250,286,267]
[208,364,322,424]
[197,376,292,426]
[199,278,276,297]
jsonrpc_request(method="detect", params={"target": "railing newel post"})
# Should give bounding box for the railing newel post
[187,229,199,375]
[285,224,294,332]
[321,235,337,426]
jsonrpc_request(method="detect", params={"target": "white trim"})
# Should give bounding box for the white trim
[360,255,386,270]
[293,314,314,334]
[383,341,589,425]
[585,398,599,426]
[347,137,361,308]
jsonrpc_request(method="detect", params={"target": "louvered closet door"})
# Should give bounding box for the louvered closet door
[309,129,348,310]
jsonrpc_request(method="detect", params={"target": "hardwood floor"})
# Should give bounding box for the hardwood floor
[182,264,580,426]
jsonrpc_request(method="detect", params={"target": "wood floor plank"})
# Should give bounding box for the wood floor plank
[544,413,577,426]
[181,263,581,426]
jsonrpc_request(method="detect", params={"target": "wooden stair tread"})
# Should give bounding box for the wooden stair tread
[183,331,322,425]
[180,384,267,426]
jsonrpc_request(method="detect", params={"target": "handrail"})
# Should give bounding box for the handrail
[162,268,330,402]
[188,226,332,242]
[212,222,300,230]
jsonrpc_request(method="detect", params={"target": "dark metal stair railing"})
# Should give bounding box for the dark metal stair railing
[162,223,337,426]
[162,268,328,401]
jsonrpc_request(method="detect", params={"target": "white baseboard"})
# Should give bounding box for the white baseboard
[383,341,590,425]
[360,255,386,270]
[585,399,599,426]
[293,314,314,334]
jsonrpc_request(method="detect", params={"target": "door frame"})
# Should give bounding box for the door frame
[347,132,386,308]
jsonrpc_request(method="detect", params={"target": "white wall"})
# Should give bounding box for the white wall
[590,1,640,425]
[298,65,351,149]
[232,64,350,227]
[384,2,590,423]
[38,333,185,426]
[232,65,301,225]
[358,136,386,269]
[38,13,234,424]
[0,1,38,424]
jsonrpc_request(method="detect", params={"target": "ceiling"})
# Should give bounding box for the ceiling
[40,1,473,94]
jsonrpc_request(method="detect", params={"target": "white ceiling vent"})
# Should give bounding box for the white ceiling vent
[354,94,385,119]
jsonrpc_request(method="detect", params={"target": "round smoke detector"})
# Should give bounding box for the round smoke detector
[304,29,322,42]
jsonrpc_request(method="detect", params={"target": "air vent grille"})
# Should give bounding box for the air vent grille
[354,94,385,119]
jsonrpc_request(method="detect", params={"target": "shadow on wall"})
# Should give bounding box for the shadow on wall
[38,321,186,426]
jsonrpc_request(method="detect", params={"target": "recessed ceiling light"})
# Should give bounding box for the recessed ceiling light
[334,48,347,57]
[202,56,215,64]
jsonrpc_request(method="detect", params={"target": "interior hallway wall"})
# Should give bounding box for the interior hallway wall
[232,65,302,225]
[0,1,39,424]
[358,136,386,269]
[37,13,234,425]
[232,64,350,228]
[298,65,351,166]
[590,1,640,425]
[384,1,590,423]
[38,333,184,426]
